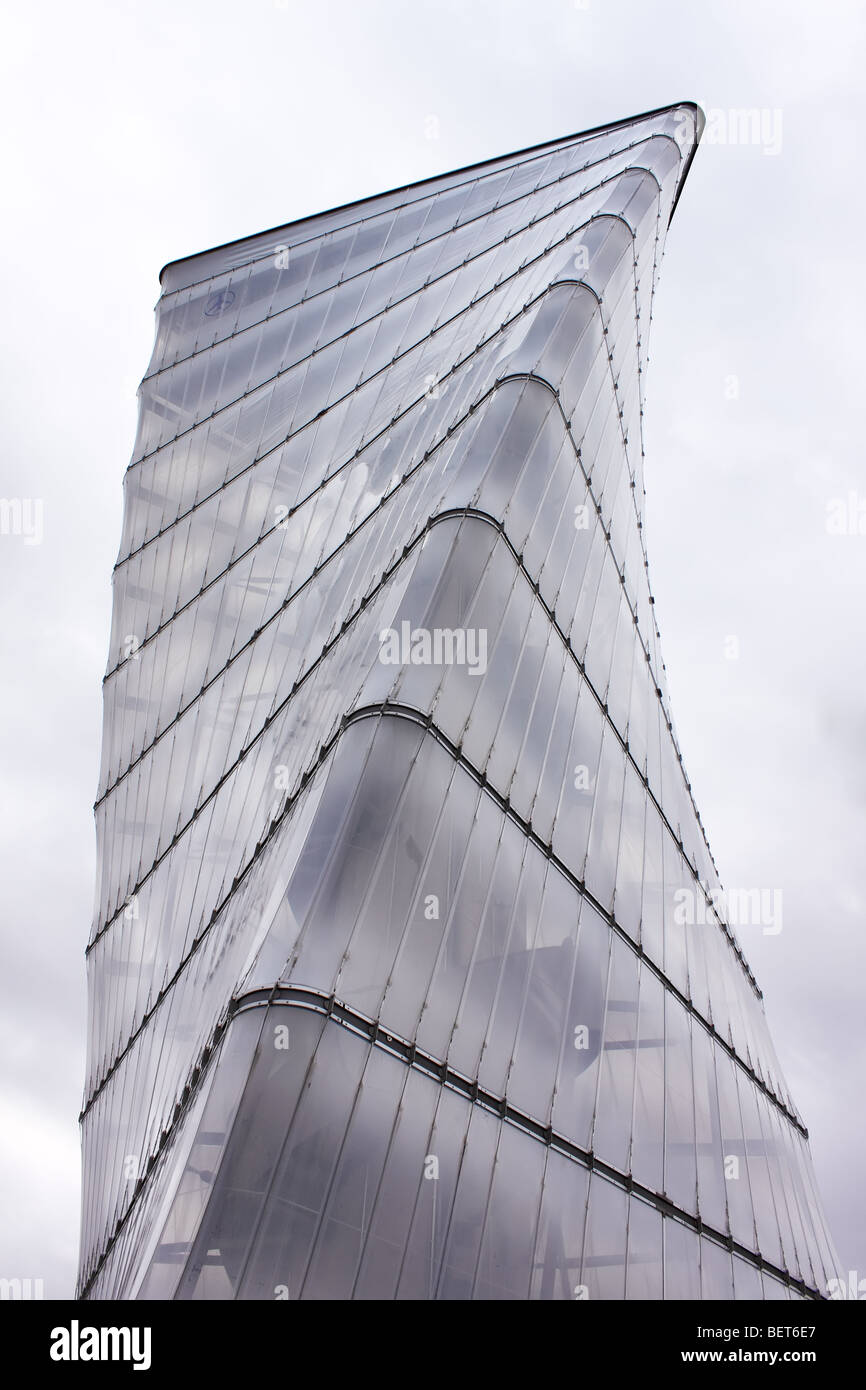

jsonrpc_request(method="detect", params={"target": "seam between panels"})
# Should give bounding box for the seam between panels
[144,148,675,388]
[126,176,665,478]
[89,499,758,1007]
[157,124,688,303]
[633,188,661,503]
[613,191,665,584]
[100,359,714,903]
[227,994,408,1304]
[347,1055,440,1303]
[434,1087,498,1303]
[77,982,820,1303]
[81,693,796,1148]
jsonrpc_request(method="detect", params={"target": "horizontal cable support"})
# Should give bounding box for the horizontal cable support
[83,693,791,1157]
[77,977,818,1301]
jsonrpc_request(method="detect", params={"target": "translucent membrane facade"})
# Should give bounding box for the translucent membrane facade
[78,103,842,1301]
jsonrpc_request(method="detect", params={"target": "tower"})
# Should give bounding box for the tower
[78,102,842,1300]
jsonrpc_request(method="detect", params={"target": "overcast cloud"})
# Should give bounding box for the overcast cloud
[1,0,864,1299]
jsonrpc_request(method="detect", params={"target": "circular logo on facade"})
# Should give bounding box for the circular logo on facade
[204,289,236,317]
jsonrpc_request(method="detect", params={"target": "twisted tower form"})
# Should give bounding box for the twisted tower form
[79,103,842,1300]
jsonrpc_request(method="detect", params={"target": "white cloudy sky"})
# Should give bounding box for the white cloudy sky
[1,0,864,1299]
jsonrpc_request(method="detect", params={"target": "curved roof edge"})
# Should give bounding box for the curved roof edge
[158,100,704,289]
